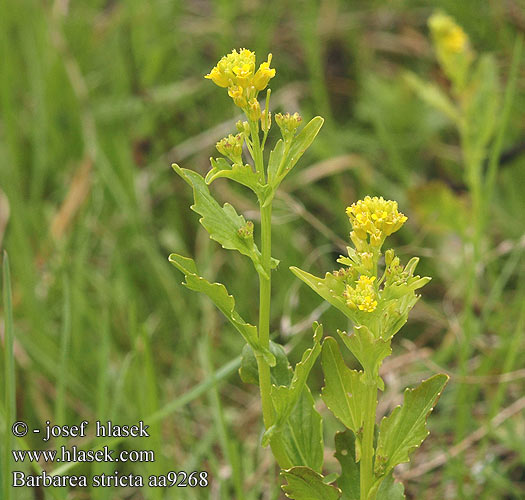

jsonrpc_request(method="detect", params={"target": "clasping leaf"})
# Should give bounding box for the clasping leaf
[321,337,366,435]
[263,323,324,471]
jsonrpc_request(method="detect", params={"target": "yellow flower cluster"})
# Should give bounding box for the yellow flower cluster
[205,49,275,109]
[344,275,378,313]
[429,12,468,54]
[346,196,407,247]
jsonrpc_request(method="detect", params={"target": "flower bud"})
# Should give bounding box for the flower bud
[385,249,395,267]
[360,252,373,271]
[236,120,251,136]
[275,112,302,138]
[247,98,261,122]
[237,220,254,239]
[216,134,243,164]
[228,86,247,108]
[261,110,271,133]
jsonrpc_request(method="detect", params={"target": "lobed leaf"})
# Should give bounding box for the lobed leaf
[172,164,278,277]
[321,337,366,434]
[281,467,341,500]
[375,374,449,477]
[168,253,275,366]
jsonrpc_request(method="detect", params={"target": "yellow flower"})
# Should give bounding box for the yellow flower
[444,26,467,53]
[205,48,256,88]
[346,196,407,245]
[344,275,378,313]
[205,66,230,88]
[228,86,247,108]
[429,12,469,54]
[252,55,276,91]
[205,49,276,108]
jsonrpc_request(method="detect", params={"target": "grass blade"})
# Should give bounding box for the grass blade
[2,251,15,500]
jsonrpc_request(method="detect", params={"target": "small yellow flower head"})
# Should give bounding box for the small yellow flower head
[428,12,473,91]
[429,12,468,54]
[344,275,378,313]
[346,196,407,245]
[205,49,275,108]
[205,48,256,88]
[216,134,244,163]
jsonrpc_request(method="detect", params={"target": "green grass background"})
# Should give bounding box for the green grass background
[1,0,524,498]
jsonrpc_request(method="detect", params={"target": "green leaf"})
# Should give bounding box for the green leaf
[338,327,391,389]
[239,341,292,386]
[321,337,365,434]
[375,473,405,500]
[281,467,341,500]
[375,374,449,476]
[280,386,324,472]
[205,157,264,196]
[404,72,459,122]
[290,266,355,321]
[266,323,322,427]
[172,164,278,277]
[268,138,285,182]
[334,430,360,500]
[263,323,323,447]
[168,253,275,366]
[275,116,324,184]
[463,54,500,164]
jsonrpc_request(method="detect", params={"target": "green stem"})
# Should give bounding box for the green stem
[360,374,378,500]
[249,119,264,182]
[254,140,292,469]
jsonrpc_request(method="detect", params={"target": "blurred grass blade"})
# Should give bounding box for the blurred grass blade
[485,35,523,204]
[2,251,15,500]
[50,355,241,477]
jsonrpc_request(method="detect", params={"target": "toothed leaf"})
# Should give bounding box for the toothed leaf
[168,253,275,366]
[281,467,341,500]
[375,374,449,476]
[172,164,278,277]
